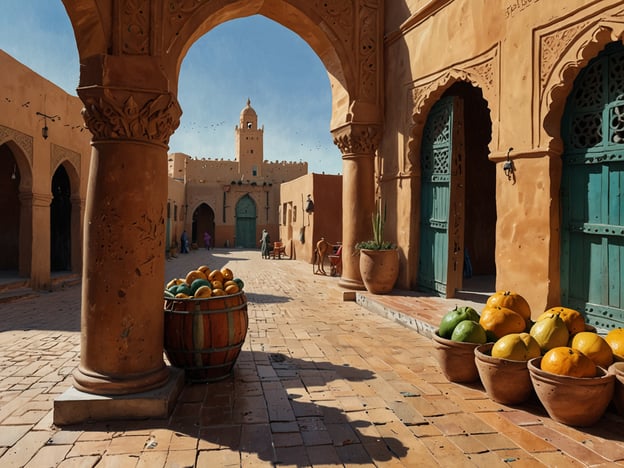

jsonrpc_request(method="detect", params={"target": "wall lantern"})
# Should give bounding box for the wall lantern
[503,147,515,181]
[36,111,60,139]
[305,194,314,214]
[11,164,17,180]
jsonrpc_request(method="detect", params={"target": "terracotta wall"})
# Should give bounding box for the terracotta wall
[382,0,622,315]
[0,50,91,288]
[280,173,342,263]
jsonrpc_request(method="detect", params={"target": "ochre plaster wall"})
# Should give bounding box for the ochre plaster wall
[0,50,91,288]
[280,173,342,264]
[382,0,624,316]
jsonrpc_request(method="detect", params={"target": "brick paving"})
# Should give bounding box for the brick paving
[1,248,624,467]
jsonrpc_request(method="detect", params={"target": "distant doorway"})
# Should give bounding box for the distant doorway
[235,195,257,248]
[51,165,71,271]
[0,144,20,272]
[192,203,215,248]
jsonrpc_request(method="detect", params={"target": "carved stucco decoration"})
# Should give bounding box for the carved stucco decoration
[358,0,378,101]
[538,4,624,150]
[403,46,500,175]
[51,144,81,177]
[0,124,34,167]
[119,0,150,55]
[79,87,182,146]
[333,123,381,156]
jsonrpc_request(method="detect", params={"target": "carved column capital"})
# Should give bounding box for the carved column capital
[78,86,181,148]
[332,122,381,157]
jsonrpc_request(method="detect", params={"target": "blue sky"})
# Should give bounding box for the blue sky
[0,2,342,175]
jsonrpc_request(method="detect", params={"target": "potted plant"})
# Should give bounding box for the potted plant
[355,198,399,294]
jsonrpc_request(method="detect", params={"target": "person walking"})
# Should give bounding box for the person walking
[203,231,211,250]
[260,229,271,259]
[181,230,189,253]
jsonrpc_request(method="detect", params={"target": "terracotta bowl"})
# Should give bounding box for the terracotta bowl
[474,343,534,405]
[431,329,480,383]
[608,362,624,417]
[528,357,614,427]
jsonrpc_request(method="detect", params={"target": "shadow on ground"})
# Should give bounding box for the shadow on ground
[63,351,408,465]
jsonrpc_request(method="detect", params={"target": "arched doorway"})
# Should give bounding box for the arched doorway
[235,195,257,248]
[0,144,20,273]
[51,165,71,271]
[561,41,624,330]
[192,203,215,248]
[418,82,494,298]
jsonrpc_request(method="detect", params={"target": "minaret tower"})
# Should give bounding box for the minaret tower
[235,98,264,178]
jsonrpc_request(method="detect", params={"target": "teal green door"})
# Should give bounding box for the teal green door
[561,41,624,330]
[235,195,257,248]
[419,96,465,297]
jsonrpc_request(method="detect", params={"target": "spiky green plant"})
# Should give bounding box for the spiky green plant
[355,198,395,250]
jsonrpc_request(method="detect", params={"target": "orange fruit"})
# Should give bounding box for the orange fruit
[221,268,234,281]
[479,306,526,340]
[211,280,224,290]
[208,269,224,284]
[605,328,624,361]
[194,285,213,298]
[538,307,585,335]
[570,332,613,368]
[491,333,541,361]
[211,288,226,296]
[541,346,596,378]
[224,284,240,295]
[186,269,207,285]
[197,265,211,275]
[486,291,531,321]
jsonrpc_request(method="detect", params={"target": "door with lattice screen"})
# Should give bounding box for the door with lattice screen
[561,41,624,330]
[418,96,465,297]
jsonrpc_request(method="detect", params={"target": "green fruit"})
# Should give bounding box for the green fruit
[451,320,487,344]
[164,290,175,298]
[190,278,211,295]
[233,278,244,290]
[176,283,192,296]
[439,306,480,338]
[530,314,569,353]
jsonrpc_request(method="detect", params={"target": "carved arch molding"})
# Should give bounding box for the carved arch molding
[537,1,624,151]
[63,0,384,142]
[0,125,34,168]
[404,45,500,175]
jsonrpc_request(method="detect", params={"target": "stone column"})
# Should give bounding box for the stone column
[72,55,181,395]
[332,123,380,290]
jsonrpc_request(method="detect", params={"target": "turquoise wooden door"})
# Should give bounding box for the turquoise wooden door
[235,195,257,248]
[561,41,624,330]
[419,96,465,297]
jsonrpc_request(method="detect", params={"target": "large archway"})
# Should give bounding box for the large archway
[61,0,383,400]
[192,203,215,249]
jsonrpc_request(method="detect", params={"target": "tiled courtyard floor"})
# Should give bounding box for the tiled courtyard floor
[1,248,624,467]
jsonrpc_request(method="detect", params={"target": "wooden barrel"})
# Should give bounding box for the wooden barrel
[163,291,248,382]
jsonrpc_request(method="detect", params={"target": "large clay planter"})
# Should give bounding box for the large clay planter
[528,357,614,427]
[608,362,624,417]
[358,249,399,294]
[474,343,533,405]
[431,329,480,383]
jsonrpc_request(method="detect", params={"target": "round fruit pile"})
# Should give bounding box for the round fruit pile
[438,290,623,377]
[164,265,244,299]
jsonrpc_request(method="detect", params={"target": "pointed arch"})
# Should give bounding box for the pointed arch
[540,19,624,152]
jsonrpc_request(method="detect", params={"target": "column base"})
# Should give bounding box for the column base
[72,364,170,396]
[54,366,184,425]
[339,276,366,291]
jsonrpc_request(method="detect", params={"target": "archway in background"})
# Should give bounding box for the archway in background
[51,164,72,271]
[192,203,215,248]
[0,144,20,272]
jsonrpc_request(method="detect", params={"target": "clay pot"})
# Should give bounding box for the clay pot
[608,362,624,417]
[528,357,614,427]
[431,329,480,383]
[474,343,533,405]
[358,249,399,294]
